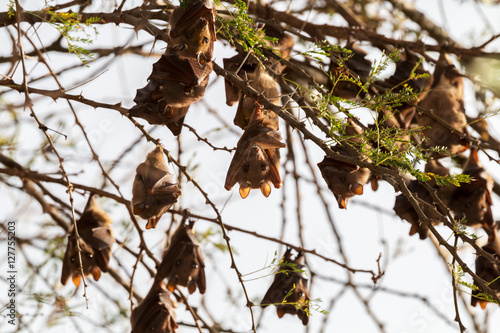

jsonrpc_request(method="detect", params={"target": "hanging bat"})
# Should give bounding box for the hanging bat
[155,220,206,295]
[169,0,216,63]
[393,159,455,239]
[450,148,494,230]
[416,53,469,156]
[223,30,294,107]
[261,248,310,326]
[471,226,500,309]
[131,145,181,229]
[61,194,114,287]
[233,65,280,130]
[328,39,373,99]
[318,119,371,209]
[131,281,178,333]
[225,103,286,198]
[129,53,212,135]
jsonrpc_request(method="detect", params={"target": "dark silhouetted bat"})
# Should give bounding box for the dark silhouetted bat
[169,0,216,63]
[61,194,114,287]
[328,39,373,99]
[261,248,310,326]
[132,145,181,229]
[471,225,500,309]
[451,148,494,230]
[129,53,212,135]
[417,53,469,156]
[225,103,286,198]
[318,119,371,209]
[393,159,455,239]
[131,281,178,333]
[155,220,206,294]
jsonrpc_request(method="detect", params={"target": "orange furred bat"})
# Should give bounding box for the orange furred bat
[61,194,114,287]
[261,249,310,325]
[155,220,206,295]
[129,53,212,135]
[131,145,181,229]
[131,281,178,333]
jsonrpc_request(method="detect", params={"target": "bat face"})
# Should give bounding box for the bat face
[131,282,178,333]
[61,195,114,287]
[451,149,494,230]
[156,221,206,295]
[129,54,212,135]
[318,156,370,209]
[132,145,181,229]
[225,127,285,198]
[261,249,310,326]
[169,0,216,61]
[471,229,500,309]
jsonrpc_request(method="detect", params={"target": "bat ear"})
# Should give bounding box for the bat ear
[72,275,81,288]
[91,266,102,281]
[196,264,207,295]
[60,243,71,286]
[239,184,251,199]
[337,196,348,209]
[269,162,282,189]
[350,183,364,195]
[260,182,272,197]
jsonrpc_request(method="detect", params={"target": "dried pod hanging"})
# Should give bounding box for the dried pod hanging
[261,248,310,325]
[131,145,181,229]
[61,194,114,287]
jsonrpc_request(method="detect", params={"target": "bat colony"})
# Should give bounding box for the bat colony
[58,0,499,330]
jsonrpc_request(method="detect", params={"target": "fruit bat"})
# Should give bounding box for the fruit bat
[169,0,216,63]
[328,39,373,99]
[223,30,294,107]
[417,53,469,156]
[129,53,212,135]
[318,119,371,209]
[61,194,114,287]
[450,148,494,230]
[393,159,455,239]
[155,220,206,294]
[261,249,310,326]
[131,281,178,333]
[471,226,500,309]
[131,145,181,229]
[224,103,286,198]
[233,65,281,130]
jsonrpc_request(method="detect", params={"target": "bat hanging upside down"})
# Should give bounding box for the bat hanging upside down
[61,194,115,288]
[131,145,181,229]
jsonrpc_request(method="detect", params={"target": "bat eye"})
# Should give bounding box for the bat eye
[183,85,193,93]
[339,175,347,182]
[191,262,198,269]
[242,163,250,173]
[176,260,182,266]
[260,164,268,172]
[154,200,162,205]
[145,105,153,112]
[298,291,303,297]
[203,36,209,44]
[482,207,487,212]
[70,257,75,263]
[87,253,93,259]
[186,32,193,39]
[465,203,471,208]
